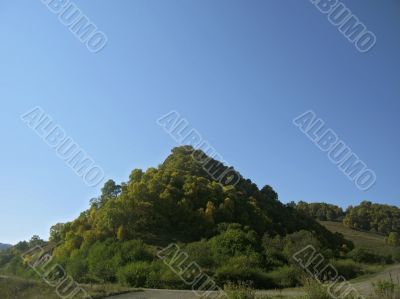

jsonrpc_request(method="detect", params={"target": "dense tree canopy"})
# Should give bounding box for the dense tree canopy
[344,201,400,236]
[292,201,345,222]
[51,147,348,251]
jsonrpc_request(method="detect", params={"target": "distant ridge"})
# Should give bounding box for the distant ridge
[0,243,12,251]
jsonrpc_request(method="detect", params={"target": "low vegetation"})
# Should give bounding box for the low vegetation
[0,276,138,299]
[371,277,400,299]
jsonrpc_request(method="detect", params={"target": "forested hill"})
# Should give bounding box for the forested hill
[50,146,348,250]
[0,146,354,288]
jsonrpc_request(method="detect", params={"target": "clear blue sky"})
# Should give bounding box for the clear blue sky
[1,0,399,244]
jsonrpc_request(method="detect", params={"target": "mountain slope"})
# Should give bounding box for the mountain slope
[0,243,11,251]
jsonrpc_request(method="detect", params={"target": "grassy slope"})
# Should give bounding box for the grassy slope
[318,221,400,297]
[351,263,400,296]
[319,220,396,256]
[0,276,141,299]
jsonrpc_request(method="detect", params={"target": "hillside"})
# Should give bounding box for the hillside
[2,146,400,297]
[49,146,349,248]
[295,201,400,255]
[0,244,11,251]
[0,146,353,290]
[320,221,397,256]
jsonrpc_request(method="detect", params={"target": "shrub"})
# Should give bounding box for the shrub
[266,265,301,288]
[330,259,363,279]
[302,277,361,299]
[224,281,256,299]
[87,241,119,282]
[385,232,400,247]
[65,252,88,281]
[116,240,153,264]
[184,240,214,269]
[283,230,321,260]
[392,248,400,263]
[215,255,274,289]
[116,261,151,287]
[209,227,259,263]
[144,260,187,289]
[372,278,400,299]
[223,282,271,299]
[348,248,391,264]
[262,234,287,268]
[303,278,331,299]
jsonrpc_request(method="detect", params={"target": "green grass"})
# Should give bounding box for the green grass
[320,221,396,256]
[0,276,141,299]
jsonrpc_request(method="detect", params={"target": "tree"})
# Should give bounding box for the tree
[101,179,121,199]
[129,169,144,183]
[91,179,122,208]
[49,223,65,243]
[204,201,216,224]
[386,232,400,247]
[293,201,344,221]
[117,225,126,241]
[29,235,45,247]
[344,202,400,236]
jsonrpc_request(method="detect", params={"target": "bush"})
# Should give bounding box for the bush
[65,252,88,281]
[209,227,259,263]
[266,265,301,288]
[372,278,400,299]
[303,278,331,299]
[184,241,214,269]
[347,248,392,264]
[262,234,287,268]
[385,232,400,247]
[224,282,271,299]
[224,282,255,299]
[392,248,400,263]
[144,260,187,289]
[330,259,363,280]
[302,277,362,299]
[87,241,120,282]
[283,230,321,260]
[116,261,151,287]
[116,240,153,264]
[215,255,274,289]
